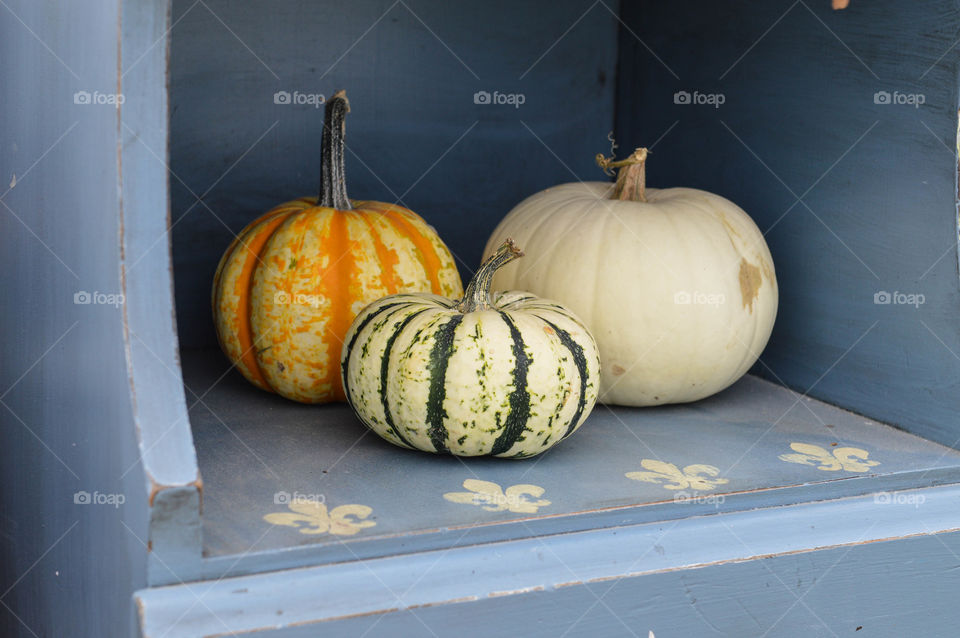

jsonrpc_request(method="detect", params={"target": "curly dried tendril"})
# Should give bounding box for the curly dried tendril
[596,147,650,202]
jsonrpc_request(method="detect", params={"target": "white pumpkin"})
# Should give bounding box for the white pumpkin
[483,148,777,406]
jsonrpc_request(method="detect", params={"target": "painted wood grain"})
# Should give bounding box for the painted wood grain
[119,0,205,587]
[615,0,960,446]
[183,348,960,582]
[6,1,960,635]
[0,1,152,635]
[136,483,960,637]
[166,0,620,348]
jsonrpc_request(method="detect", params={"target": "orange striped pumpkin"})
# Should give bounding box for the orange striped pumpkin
[212,91,463,403]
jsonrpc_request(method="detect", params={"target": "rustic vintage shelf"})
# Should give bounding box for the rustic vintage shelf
[186,347,960,579]
[6,0,960,635]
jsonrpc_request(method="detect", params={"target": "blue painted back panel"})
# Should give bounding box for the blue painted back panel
[615,0,960,445]
[168,0,620,347]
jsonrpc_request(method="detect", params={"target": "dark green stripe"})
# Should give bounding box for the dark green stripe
[538,316,590,440]
[380,309,430,447]
[500,294,537,307]
[425,314,464,453]
[489,312,531,456]
[341,302,407,404]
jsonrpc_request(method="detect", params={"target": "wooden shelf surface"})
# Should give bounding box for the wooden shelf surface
[183,348,960,575]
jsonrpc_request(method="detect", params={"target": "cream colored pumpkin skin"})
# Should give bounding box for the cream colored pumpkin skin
[484,182,778,406]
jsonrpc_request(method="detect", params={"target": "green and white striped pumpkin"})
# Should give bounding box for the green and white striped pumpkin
[341,239,601,458]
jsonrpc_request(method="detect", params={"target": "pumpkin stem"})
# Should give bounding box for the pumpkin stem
[458,239,524,313]
[596,147,648,202]
[318,89,352,210]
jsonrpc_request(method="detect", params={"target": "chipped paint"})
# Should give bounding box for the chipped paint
[408,596,480,609]
[488,585,545,598]
[147,474,203,508]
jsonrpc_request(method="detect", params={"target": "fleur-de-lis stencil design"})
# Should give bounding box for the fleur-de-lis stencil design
[625,459,729,491]
[779,442,880,472]
[443,479,551,514]
[263,501,376,536]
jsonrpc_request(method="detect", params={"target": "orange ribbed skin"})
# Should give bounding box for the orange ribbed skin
[212,197,463,403]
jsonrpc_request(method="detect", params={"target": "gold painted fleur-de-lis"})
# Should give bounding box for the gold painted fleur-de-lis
[443,479,551,514]
[778,442,880,472]
[625,459,729,491]
[263,501,376,536]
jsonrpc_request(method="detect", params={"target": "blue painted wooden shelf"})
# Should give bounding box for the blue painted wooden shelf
[6,0,960,635]
[186,347,960,580]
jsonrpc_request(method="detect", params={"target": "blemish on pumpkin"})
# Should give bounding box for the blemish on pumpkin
[738,258,762,312]
[543,325,555,335]
[278,362,285,372]
[718,212,743,240]
[612,364,626,376]
[758,257,774,289]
